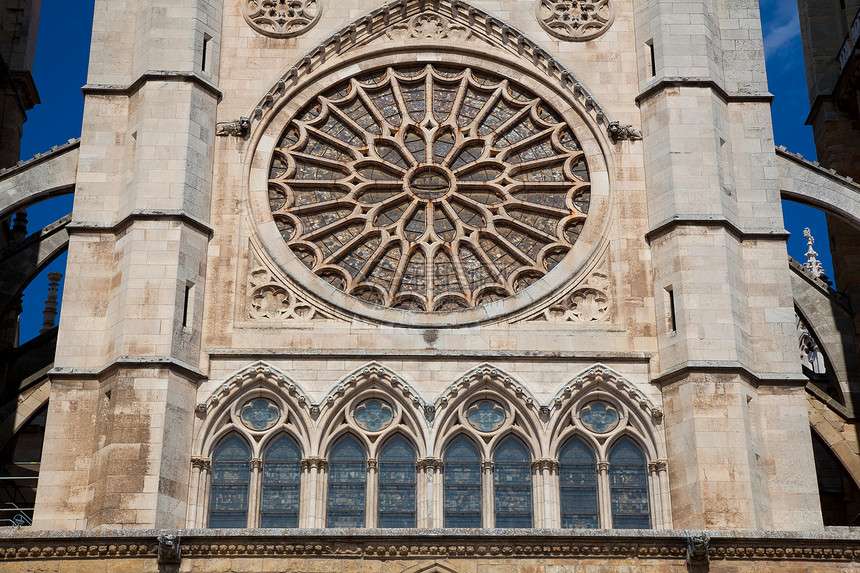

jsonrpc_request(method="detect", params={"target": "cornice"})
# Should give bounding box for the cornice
[645,215,790,244]
[82,70,221,100]
[206,348,652,361]
[635,77,773,106]
[650,361,806,388]
[67,209,214,238]
[0,529,857,562]
[50,355,206,382]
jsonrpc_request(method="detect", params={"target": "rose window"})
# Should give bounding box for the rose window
[268,64,591,311]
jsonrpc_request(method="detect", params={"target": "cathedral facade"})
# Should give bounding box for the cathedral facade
[0,0,859,570]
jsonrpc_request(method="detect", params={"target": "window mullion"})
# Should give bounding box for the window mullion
[597,460,612,529]
[482,460,494,528]
[366,458,378,528]
[249,458,262,528]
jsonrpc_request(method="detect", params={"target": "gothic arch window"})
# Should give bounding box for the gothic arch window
[443,436,482,527]
[377,435,418,527]
[493,436,533,527]
[209,434,252,528]
[559,437,599,528]
[260,434,302,527]
[326,434,367,527]
[608,437,650,528]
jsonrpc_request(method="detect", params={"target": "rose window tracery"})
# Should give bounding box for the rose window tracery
[268,64,591,312]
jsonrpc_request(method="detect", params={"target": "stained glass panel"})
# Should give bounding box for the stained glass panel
[444,437,482,527]
[260,435,301,528]
[378,437,417,528]
[559,438,599,529]
[269,64,592,311]
[326,435,366,528]
[609,438,650,529]
[209,435,250,528]
[494,438,533,528]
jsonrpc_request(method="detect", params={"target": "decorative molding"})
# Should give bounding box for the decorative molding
[81,70,222,100]
[2,530,858,562]
[246,0,614,133]
[197,361,315,416]
[520,261,611,323]
[301,457,328,471]
[537,0,615,42]
[243,0,321,38]
[215,117,250,137]
[247,258,338,322]
[387,13,470,40]
[546,364,663,419]
[435,364,544,416]
[319,362,432,419]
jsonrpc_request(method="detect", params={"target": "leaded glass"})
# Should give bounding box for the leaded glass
[378,436,417,528]
[466,400,506,432]
[579,402,619,433]
[268,64,591,311]
[443,437,482,527]
[240,398,280,431]
[209,435,251,528]
[494,438,533,528]
[326,435,367,527]
[260,435,301,528]
[353,399,394,431]
[559,438,599,528]
[608,438,650,528]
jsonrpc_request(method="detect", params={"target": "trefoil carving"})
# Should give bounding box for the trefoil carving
[537,0,615,42]
[525,268,611,323]
[386,13,471,41]
[243,0,321,38]
[248,264,335,321]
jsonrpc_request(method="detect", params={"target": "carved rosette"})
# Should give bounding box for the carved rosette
[248,264,335,321]
[386,13,471,41]
[526,269,611,322]
[243,0,321,38]
[537,0,614,41]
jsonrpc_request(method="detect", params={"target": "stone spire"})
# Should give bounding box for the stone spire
[39,272,62,334]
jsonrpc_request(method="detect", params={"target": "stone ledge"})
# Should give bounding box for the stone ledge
[0,529,857,561]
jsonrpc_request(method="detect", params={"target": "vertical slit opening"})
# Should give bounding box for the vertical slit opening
[646,39,656,78]
[202,34,211,73]
[182,283,192,328]
[666,286,677,332]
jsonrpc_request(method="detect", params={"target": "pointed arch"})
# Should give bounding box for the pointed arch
[546,364,664,461]
[432,364,544,459]
[245,0,613,134]
[315,362,430,458]
[195,361,314,460]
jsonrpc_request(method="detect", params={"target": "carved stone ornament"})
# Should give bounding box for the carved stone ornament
[527,270,610,322]
[243,0,321,38]
[386,13,471,41]
[215,117,250,137]
[157,534,180,565]
[607,121,642,142]
[248,263,336,321]
[538,0,615,42]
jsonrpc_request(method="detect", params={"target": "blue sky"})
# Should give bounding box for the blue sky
[13,0,835,341]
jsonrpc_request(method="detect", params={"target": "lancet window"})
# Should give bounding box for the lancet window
[260,434,302,527]
[559,437,599,528]
[377,436,417,527]
[443,437,482,527]
[209,435,252,528]
[326,435,367,527]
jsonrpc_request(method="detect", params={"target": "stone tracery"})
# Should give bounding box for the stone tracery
[268,64,591,312]
[243,0,321,38]
[537,0,615,41]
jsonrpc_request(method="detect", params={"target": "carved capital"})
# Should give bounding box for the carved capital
[416,457,444,472]
[251,458,263,471]
[301,457,328,471]
[366,459,378,471]
[481,460,495,472]
[191,456,210,471]
[531,459,559,473]
[648,459,668,474]
[597,460,610,473]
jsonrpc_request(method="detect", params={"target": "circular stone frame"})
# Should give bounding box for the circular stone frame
[247,47,613,327]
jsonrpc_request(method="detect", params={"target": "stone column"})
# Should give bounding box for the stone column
[248,458,263,528]
[481,460,494,528]
[531,459,559,528]
[366,459,378,527]
[417,457,443,528]
[189,456,210,528]
[597,461,612,529]
[648,459,669,529]
[300,457,327,528]
[39,272,62,334]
